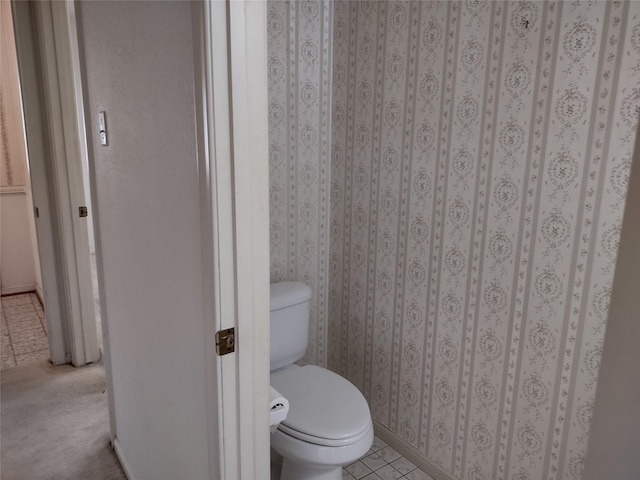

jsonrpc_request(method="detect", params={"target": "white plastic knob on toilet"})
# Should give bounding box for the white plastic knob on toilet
[269,386,289,432]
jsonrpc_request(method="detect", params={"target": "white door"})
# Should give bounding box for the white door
[14,0,270,478]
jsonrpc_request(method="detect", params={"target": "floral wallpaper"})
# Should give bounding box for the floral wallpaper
[268,0,640,479]
[328,1,639,480]
[1,0,28,189]
[267,0,333,367]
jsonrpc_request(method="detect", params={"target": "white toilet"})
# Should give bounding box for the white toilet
[270,281,373,480]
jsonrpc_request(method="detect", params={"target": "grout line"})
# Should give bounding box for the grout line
[32,294,48,336]
[344,436,431,480]
[3,310,17,369]
[1,292,49,370]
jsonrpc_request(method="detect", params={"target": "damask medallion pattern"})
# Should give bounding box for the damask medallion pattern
[268,1,640,479]
[267,0,332,366]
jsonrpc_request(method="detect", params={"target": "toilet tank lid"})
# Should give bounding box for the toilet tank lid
[270,282,312,311]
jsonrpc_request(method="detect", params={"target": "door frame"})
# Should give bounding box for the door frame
[11,0,99,368]
[195,1,271,476]
[13,0,270,477]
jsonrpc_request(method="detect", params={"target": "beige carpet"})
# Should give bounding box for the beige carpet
[1,360,126,480]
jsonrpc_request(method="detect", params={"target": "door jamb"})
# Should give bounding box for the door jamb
[12,0,100,368]
[196,1,271,477]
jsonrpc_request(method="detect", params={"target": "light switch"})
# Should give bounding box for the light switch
[98,111,107,146]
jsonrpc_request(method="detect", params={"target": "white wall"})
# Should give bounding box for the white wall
[1,0,42,297]
[266,0,333,368]
[77,2,211,478]
[0,193,38,295]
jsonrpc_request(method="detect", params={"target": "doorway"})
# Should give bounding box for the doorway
[1,0,101,371]
[1,0,49,369]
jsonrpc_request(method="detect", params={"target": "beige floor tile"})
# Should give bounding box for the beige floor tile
[377,446,402,463]
[1,354,17,369]
[6,311,41,323]
[11,328,48,355]
[390,456,417,475]
[361,473,383,480]
[29,293,42,306]
[371,436,388,452]
[2,334,14,356]
[1,294,33,307]
[7,314,43,334]
[15,349,50,367]
[3,304,36,316]
[404,469,434,480]
[361,452,387,472]
[346,461,373,479]
[375,465,403,480]
[343,470,356,480]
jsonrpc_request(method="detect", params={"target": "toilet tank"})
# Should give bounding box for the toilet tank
[270,282,312,371]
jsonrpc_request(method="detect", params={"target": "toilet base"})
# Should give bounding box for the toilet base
[271,423,373,480]
[280,459,341,480]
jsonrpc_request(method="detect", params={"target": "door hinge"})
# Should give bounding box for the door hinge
[215,327,235,356]
[79,206,88,218]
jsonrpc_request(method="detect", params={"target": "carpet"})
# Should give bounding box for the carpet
[1,360,126,480]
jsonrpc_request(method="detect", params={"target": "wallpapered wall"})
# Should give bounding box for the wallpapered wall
[1,0,28,188]
[268,0,640,479]
[328,1,639,480]
[267,0,333,366]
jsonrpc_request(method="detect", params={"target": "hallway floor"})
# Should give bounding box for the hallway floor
[1,254,103,371]
[1,359,126,480]
[1,292,49,370]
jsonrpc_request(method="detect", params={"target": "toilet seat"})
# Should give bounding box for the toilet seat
[271,365,372,447]
[277,421,372,447]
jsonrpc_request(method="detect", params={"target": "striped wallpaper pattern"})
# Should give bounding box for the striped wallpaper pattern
[328,2,639,479]
[268,1,640,479]
[267,0,333,367]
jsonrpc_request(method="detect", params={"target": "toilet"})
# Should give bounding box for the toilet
[270,281,373,480]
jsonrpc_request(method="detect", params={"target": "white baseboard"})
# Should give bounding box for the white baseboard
[113,438,135,480]
[0,186,28,195]
[1,284,37,296]
[373,421,459,480]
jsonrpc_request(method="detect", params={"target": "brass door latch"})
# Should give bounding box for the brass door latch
[215,328,235,356]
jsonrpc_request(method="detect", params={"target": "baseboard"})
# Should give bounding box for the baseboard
[1,284,37,296]
[373,421,459,480]
[0,186,28,195]
[113,438,135,480]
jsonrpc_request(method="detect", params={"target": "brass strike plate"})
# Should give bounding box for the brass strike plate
[216,328,235,356]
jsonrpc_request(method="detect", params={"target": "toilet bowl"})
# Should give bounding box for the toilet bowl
[270,282,373,480]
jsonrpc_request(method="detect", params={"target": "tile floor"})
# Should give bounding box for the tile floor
[271,435,434,480]
[1,293,49,370]
[342,436,434,480]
